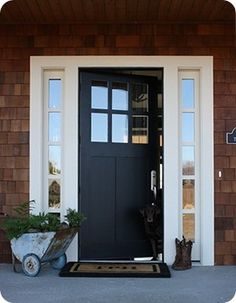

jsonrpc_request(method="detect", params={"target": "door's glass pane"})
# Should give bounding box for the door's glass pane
[159,164,163,189]
[49,146,61,175]
[159,134,163,147]
[157,93,163,109]
[182,113,195,142]
[182,79,195,109]
[112,114,128,143]
[91,81,108,109]
[131,83,148,113]
[158,113,163,131]
[132,115,148,144]
[182,146,195,175]
[183,179,195,209]
[112,82,128,110]
[49,113,61,142]
[91,113,108,142]
[49,79,62,108]
[48,179,61,209]
[183,214,195,241]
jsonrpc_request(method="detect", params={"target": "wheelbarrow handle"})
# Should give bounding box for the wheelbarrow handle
[12,253,21,273]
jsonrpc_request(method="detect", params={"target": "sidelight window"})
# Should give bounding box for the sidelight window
[179,70,200,258]
[44,71,64,216]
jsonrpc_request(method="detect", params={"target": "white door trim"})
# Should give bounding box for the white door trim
[30,56,214,265]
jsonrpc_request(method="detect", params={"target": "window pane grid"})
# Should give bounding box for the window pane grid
[45,72,64,212]
[179,72,199,244]
[90,79,151,145]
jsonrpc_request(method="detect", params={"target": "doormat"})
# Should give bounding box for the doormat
[59,262,171,278]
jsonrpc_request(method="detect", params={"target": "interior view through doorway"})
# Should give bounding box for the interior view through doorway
[79,68,164,261]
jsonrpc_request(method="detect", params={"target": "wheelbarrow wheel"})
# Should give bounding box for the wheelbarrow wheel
[50,253,67,270]
[22,254,41,277]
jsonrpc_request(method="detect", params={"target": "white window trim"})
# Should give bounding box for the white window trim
[30,56,214,265]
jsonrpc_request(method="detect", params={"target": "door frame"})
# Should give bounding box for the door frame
[30,56,214,265]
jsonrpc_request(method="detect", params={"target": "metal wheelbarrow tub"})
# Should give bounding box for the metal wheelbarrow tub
[11,228,78,277]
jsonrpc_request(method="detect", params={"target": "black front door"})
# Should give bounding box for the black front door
[80,71,160,259]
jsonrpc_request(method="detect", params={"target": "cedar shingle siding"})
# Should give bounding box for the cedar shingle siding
[0,22,235,264]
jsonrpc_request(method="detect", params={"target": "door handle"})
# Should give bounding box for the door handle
[151,170,156,191]
[151,170,157,200]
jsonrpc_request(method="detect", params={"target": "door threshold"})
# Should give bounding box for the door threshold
[79,257,163,263]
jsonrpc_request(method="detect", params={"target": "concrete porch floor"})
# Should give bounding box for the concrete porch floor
[0,264,235,303]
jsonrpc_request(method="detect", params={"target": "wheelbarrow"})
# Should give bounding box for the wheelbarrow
[10,228,78,277]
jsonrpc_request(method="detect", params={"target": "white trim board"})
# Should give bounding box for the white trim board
[30,56,214,265]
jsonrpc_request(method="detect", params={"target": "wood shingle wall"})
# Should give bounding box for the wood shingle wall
[0,22,235,264]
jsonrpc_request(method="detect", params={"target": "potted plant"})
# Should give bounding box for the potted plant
[1,200,86,276]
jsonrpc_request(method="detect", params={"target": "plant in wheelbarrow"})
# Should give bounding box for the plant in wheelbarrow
[1,201,86,277]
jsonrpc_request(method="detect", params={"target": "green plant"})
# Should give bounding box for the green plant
[65,208,86,228]
[12,200,35,217]
[3,217,30,240]
[2,212,60,240]
[1,201,85,240]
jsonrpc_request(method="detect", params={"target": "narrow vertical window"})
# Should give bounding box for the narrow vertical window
[44,71,64,216]
[179,70,200,260]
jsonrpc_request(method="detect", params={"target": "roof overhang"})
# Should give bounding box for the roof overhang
[0,0,235,25]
